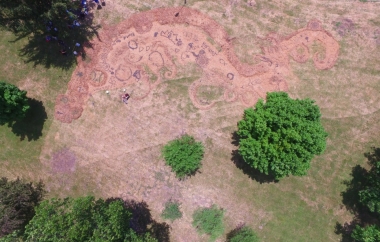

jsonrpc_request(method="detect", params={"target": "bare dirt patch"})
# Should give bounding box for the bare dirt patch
[54,7,339,123]
[50,147,76,173]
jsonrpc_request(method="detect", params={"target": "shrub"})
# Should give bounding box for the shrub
[237,92,327,179]
[161,201,182,222]
[227,226,260,242]
[192,205,224,241]
[162,134,204,178]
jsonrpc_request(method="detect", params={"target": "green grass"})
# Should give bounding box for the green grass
[0,30,74,180]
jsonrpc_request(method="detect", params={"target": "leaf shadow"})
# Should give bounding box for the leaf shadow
[9,98,47,141]
[336,147,380,241]
[11,9,100,70]
[106,198,170,242]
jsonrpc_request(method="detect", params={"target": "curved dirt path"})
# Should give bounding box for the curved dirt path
[54,7,339,123]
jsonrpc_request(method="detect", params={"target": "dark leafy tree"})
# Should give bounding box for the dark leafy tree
[358,161,380,214]
[162,134,204,178]
[351,225,380,242]
[192,205,224,241]
[237,92,327,180]
[226,225,260,242]
[23,196,157,241]
[0,177,45,237]
[161,201,182,222]
[0,0,99,68]
[1,0,80,37]
[337,148,380,241]
[0,82,29,125]
[351,151,380,241]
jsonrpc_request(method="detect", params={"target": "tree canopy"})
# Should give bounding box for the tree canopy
[23,196,157,241]
[0,0,99,67]
[237,92,327,179]
[0,177,45,238]
[350,149,380,242]
[352,225,380,242]
[162,134,204,178]
[358,159,380,214]
[0,82,30,125]
[0,0,80,37]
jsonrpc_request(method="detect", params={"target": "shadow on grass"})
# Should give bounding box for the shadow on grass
[105,198,170,242]
[9,98,47,141]
[230,131,277,184]
[10,12,100,70]
[226,222,245,241]
[335,147,380,241]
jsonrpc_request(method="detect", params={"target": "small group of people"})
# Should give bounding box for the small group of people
[45,0,106,56]
[93,0,106,8]
[121,93,130,104]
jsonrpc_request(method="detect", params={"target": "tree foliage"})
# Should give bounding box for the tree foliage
[237,92,327,179]
[192,205,224,241]
[0,177,45,238]
[161,201,182,222]
[351,151,380,241]
[227,226,260,242]
[0,0,99,67]
[23,196,157,241]
[0,0,77,36]
[162,134,204,178]
[352,225,380,242]
[0,82,29,125]
[358,160,380,214]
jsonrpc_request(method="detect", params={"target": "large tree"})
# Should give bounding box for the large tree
[0,0,99,66]
[0,177,45,237]
[352,225,380,242]
[358,159,380,214]
[350,150,380,241]
[237,92,327,180]
[0,0,77,37]
[23,196,157,241]
[0,82,30,125]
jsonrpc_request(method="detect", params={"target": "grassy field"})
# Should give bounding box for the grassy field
[0,31,74,180]
[1,0,380,241]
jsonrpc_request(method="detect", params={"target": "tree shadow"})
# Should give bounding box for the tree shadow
[3,1,101,70]
[226,222,245,241]
[124,200,153,234]
[334,221,357,242]
[336,147,380,241]
[9,98,47,141]
[231,131,277,184]
[17,21,100,70]
[365,147,380,167]
[149,221,170,242]
[341,165,368,214]
[123,199,170,242]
